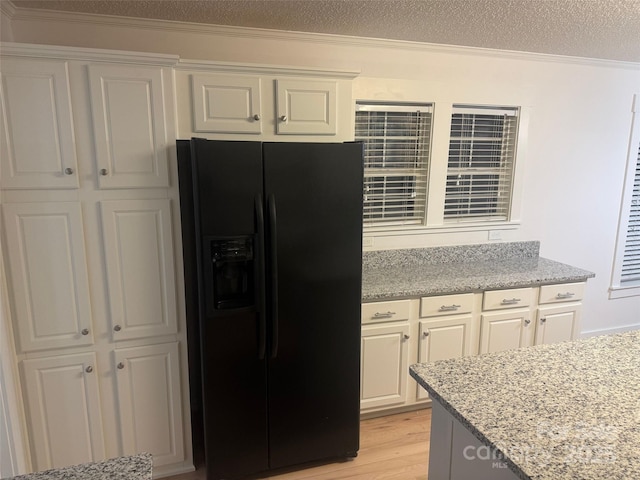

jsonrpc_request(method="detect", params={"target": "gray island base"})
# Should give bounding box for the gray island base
[410,331,640,480]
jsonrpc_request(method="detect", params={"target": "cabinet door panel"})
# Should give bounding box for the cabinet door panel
[480,309,534,354]
[418,316,473,400]
[536,304,581,345]
[22,353,105,471]
[2,202,94,351]
[360,322,409,410]
[191,74,262,133]
[100,199,177,340]
[114,342,184,466]
[276,79,337,135]
[0,58,78,189]
[89,64,169,188]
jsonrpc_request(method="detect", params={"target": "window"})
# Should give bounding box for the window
[445,106,519,222]
[355,103,432,227]
[612,94,640,297]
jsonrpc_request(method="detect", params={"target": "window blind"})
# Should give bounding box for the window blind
[355,103,432,227]
[621,143,640,284]
[444,106,518,222]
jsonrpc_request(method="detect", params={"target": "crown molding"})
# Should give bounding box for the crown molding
[176,58,359,78]
[0,41,179,66]
[6,4,640,70]
[0,0,16,18]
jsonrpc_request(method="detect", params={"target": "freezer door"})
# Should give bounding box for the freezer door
[263,142,363,469]
[186,139,269,479]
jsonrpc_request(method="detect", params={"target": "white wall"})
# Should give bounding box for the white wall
[3,10,639,334]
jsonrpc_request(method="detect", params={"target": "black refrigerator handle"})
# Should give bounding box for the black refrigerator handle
[267,193,279,359]
[255,196,267,360]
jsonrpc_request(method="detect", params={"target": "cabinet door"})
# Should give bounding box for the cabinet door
[22,353,105,471]
[2,202,94,351]
[114,342,184,467]
[417,316,473,400]
[0,58,78,189]
[88,64,170,188]
[100,199,178,340]
[276,79,337,135]
[191,74,262,133]
[535,303,581,345]
[479,309,534,354]
[360,322,410,410]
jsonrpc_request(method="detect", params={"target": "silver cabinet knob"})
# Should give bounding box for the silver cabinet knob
[253,114,261,121]
[81,328,90,335]
[117,362,125,370]
[85,365,93,373]
[113,324,122,332]
[279,115,288,122]
[403,334,410,340]
[540,318,547,324]
[64,167,74,175]
[524,319,531,325]
[423,331,430,337]
[99,168,108,176]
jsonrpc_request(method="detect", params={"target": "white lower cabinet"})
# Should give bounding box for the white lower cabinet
[114,342,184,467]
[479,309,534,354]
[535,304,581,345]
[360,321,410,410]
[21,353,105,471]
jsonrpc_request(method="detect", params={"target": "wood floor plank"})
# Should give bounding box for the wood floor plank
[163,408,431,480]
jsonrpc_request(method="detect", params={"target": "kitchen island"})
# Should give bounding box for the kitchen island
[410,330,640,480]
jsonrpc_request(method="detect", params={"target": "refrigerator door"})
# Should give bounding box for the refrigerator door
[263,142,363,469]
[187,139,270,479]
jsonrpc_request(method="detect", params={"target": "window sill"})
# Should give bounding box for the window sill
[609,285,640,299]
[363,220,521,237]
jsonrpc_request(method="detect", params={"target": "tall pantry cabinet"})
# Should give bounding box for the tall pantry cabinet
[0,45,191,476]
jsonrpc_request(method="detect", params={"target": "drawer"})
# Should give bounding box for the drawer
[483,287,533,311]
[539,282,585,304]
[361,299,412,324]
[420,293,474,318]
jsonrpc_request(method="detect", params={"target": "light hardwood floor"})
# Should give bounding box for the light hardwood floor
[165,408,431,480]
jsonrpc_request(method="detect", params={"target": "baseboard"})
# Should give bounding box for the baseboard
[360,402,430,420]
[580,324,640,338]
[152,461,195,479]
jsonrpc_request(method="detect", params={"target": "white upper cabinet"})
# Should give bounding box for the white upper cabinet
[191,73,262,134]
[100,199,178,340]
[276,78,337,135]
[88,64,171,188]
[2,202,94,352]
[0,58,79,189]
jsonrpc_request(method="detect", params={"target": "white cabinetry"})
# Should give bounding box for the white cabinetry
[480,288,534,354]
[360,300,411,411]
[2,202,94,351]
[100,199,178,340]
[0,58,79,189]
[1,46,190,477]
[21,353,105,471]
[417,293,476,400]
[182,66,357,141]
[114,342,184,467]
[535,283,584,345]
[88,64,172,188]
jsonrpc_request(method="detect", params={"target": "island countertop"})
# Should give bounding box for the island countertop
[361,241,594,302]
[410,331,640,480]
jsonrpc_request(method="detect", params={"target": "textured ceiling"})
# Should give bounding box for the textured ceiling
[7,0,640,62]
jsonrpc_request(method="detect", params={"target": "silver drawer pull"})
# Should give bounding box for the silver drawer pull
[556,292,575,299]
[439,304,461,312]
[373,311,396,318]
[501,298,521,305]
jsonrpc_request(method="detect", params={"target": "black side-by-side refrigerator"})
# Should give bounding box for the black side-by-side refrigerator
[177,138,363,480]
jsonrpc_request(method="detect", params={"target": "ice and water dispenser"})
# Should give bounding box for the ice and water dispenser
[207,236,254,311]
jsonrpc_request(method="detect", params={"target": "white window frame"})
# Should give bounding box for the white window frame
[610,93,640,299]
[357,101,528,237]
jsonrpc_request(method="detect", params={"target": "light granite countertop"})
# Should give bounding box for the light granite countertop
[410,331,640,480]
[3,454,152,480]
[362,241,594,301]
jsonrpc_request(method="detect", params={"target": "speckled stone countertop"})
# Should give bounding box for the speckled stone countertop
[4,453,152,480]
[362,241,594,301]
[410,331,640,480]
